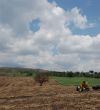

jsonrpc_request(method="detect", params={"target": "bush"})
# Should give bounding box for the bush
[34,72,49,86]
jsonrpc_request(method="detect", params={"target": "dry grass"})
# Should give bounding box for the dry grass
[0,76,100,110]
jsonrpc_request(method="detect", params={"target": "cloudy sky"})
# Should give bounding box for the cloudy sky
[0,0,100,72]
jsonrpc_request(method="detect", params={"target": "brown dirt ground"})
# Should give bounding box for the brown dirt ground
[0,76,100,110]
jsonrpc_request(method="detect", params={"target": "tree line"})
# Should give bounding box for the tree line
[0,67,100,78]
[47,70,100,78]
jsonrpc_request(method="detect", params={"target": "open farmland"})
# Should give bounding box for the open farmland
[0,76,100,110]
[52,77,100,86]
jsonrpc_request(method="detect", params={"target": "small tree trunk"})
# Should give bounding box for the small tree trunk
[40,81,43,86]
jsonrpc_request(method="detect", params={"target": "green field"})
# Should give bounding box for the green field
[52,77,100,86]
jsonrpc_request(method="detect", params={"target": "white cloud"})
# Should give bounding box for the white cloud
[65,7,94,29]
[0,0,99,71]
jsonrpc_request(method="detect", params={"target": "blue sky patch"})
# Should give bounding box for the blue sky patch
[29,18,40,32]
[48,0,100,36]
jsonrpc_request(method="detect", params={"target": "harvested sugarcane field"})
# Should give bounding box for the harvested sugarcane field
[0,76,100,110]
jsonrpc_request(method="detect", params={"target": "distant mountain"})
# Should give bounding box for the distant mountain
[0,67,48,76]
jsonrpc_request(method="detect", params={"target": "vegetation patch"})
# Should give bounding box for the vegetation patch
[52,77,100,86]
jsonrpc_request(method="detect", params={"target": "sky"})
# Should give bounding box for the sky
[0,0,100,72]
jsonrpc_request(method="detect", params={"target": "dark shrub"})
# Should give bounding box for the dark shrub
[34,72,49,86]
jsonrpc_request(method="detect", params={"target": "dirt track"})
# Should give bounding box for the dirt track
[0,76,100,110]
